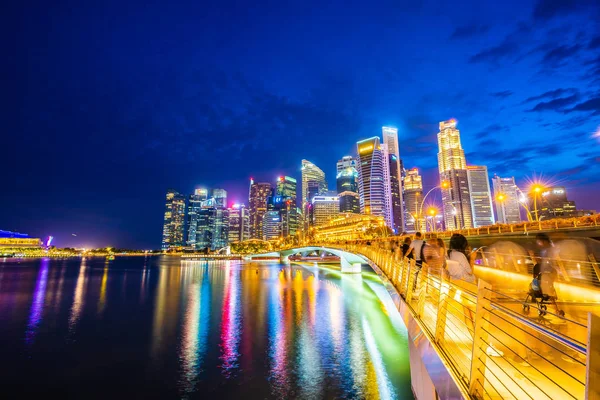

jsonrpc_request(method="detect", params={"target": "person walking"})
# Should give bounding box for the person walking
[401,237,413,260]
[404,232,424,265]
[535,233,565,317]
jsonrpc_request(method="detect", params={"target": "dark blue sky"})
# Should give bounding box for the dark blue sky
[4,0,600,248]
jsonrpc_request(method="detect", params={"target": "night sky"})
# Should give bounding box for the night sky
[4,0,600,249]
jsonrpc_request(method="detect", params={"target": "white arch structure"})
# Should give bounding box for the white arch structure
[245,246,367,273]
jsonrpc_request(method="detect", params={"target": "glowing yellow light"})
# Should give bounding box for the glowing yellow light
[496,193,506,202]
[358,145,374,153]
[428,207,437,216]
[441,181,450,189]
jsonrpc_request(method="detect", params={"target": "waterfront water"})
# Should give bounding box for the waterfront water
[0,256,412,399]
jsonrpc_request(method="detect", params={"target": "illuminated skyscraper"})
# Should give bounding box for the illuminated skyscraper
[336,156,356,174]
[404,168,425,232]
[212,188,227,208]
[301,160,327,204]
[437,120,473,230]
[467,166,495,227]
[228,204,250,243]
[263,211,281,240]
[382,127,405,233]
[275,176,299,237]
[312,195,340,226]
[356,137,393,227]
[161,189,186,250]
[186,188,206,247]
[249,179,272,239]
[338,191,360,214]
[336,165,358,194]
[492,175,522,224]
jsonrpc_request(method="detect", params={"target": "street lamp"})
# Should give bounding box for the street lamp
[531,184,544,222]
[415,181,449,232]
[496,192,533,222]
[427,207,438,232]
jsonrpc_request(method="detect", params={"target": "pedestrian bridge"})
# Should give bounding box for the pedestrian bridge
[245,246,367,273]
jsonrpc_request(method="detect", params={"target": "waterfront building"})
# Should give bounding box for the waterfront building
[212,189,227,208]
[274,176,299,237]
[338,191,360,214]
[336,163,358,194]
[530,186,593,220]
[301,159,327,204]
[161,190,186,250]
[186,188,206,248]
[491,175,522,224]
[263,210,281,240]
[313,214,386,241]
[249,180,272,239]
[336,155,356,173]
[228,204,250,243]
[437,119,473,230]
[0,230,42,248]
[382,127,405,233]
[356,137,393,228]
[404,168,425,232]
[195,204,230,250]
[467,166,495,227]
[212,208,229,249]
[312,195,340,226]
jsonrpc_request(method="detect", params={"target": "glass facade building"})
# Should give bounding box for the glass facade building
[404,168,425,232]
[467,166,495,227]
[492,175,522,224]
[249,180,272,239]
[161,190,186,250]
[382,127,405,233]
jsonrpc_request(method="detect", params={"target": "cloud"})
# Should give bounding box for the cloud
[541,44,582,67]
[523,88,578,103]
[566,97,600,115]
[527,94,580,112]
[532,0,600,20]
[490,90,514,98]
[469,39,519,64]
[451,24,490,39]
[589,36,600,49]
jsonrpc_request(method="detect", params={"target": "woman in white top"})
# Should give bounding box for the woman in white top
[447,234,476,283]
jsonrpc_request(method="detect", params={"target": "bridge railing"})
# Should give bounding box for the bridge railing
[328,244,594,399]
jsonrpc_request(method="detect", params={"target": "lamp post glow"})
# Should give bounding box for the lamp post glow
[531,184,544,222]
[415,181,449,232]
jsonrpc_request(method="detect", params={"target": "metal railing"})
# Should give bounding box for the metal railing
[329,244,596,399]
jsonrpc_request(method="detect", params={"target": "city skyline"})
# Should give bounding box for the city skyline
[5,0,600,248]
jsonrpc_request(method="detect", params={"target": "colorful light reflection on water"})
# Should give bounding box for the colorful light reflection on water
[0,257,412,399]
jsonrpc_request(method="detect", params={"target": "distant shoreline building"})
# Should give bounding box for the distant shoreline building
[492,175,522,224]
[437,119,473,230]
[249,179,272,239]
[161,189,185,250]
[467,166,494,227]
[404,167,424,232]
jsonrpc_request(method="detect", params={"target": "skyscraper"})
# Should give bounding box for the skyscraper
[404,168,425,232]
[312,195,340,226]
[228,204,250,243]
[437,119,473,230]
[467,166,495,227]
[212,189,227,208]
[336,165,358,194]
[275,176,299,237]
[338,191,360,214]
[492,175,522,224]
[356,137,393,227]
[336,155,356,174]
[161,190,186,250]
[301,160,327,204]
[263,210,281,240]
[186,188,206,248]
[195,204,229,250]
[249,179,272,239]
[382,127,405,233]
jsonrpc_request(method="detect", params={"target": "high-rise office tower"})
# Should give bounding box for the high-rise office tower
[228,204,250,243]
[404,168,425,232]
[212,208,229,249]
[338,191,360,214]
[312,195,340,226]
[532,186,580,220]
[382,127,406,233]
[195,204,229,250]
[249,179,272,239]
[275,176,299,237]
[161,190,186,250]
[301,160,327,204]
[492,175,522,224]
[263,210,281,240]
[186,188,206,247]
[356,137,393,228]
[467,166,495,227]
[336,155,356,174]
[437,119,473,230]
[212,189,227,208]
[336,163,358,193]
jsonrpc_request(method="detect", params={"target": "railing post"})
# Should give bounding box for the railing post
[417,266,427,317]
[555,253,571,282]
[587,313,600,400]
[469,279,492,398]
[406,260,416,303]
[435,273,450,344]
[399,258,408,296]
[589,254,600,284]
